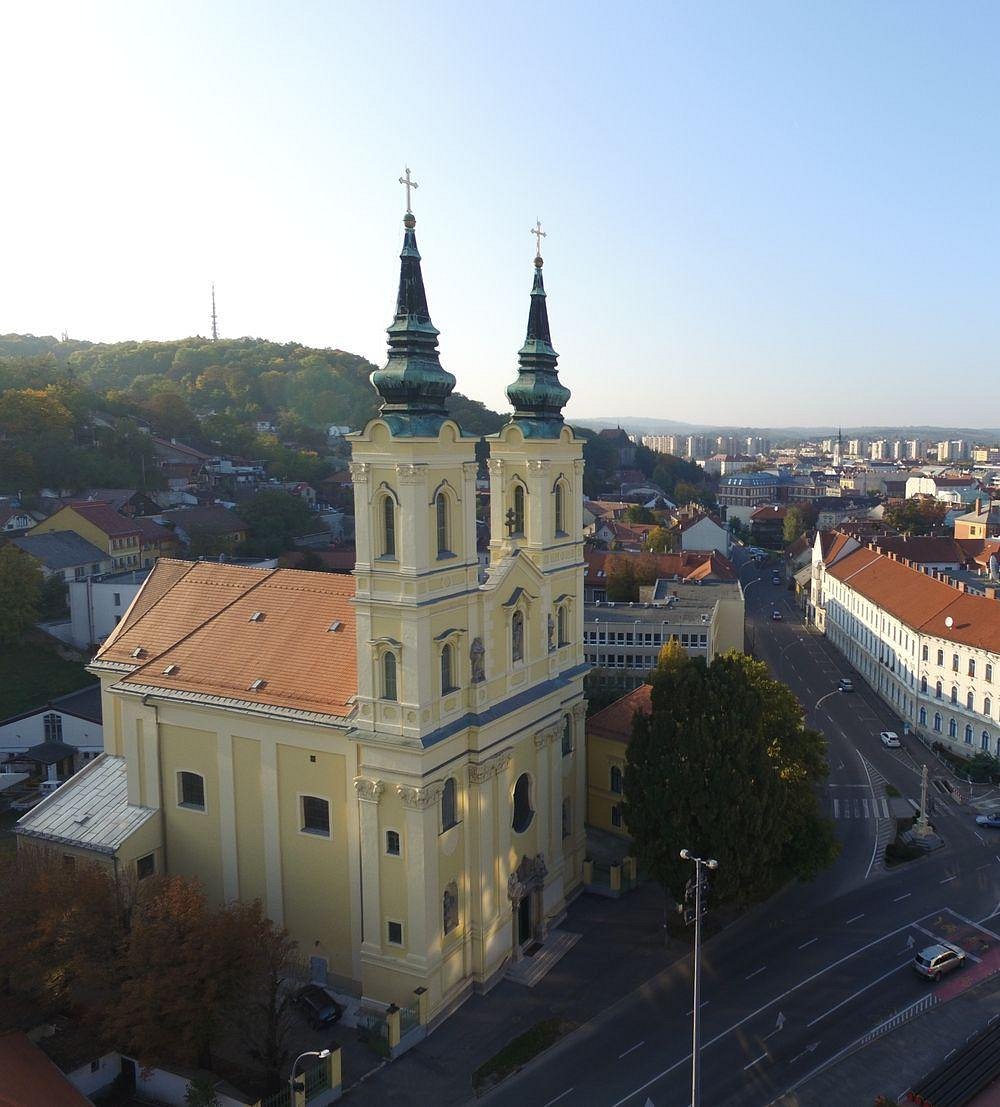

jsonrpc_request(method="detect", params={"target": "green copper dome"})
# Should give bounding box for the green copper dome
[370,212,457,436]
[505,255,570,438]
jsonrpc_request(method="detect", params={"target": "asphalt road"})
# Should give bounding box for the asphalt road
[480,547,1000,1107]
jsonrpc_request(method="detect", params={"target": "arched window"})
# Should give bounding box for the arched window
[382,652,397,701]
[985,697,992,717]
[441,778,458,830]
[949,718,957,738]
[554,483,565,535]
[512,484,525,535]
[557,605,567,646]
[511,610,525,663]
[969,659,977,678]
[983,730,991,751]
[987,663,994,683]
[512,774,534,833]
[382,495,396,558]
[950,686,958,704]
[965,724,974,744]
[922,645,928,662]
[562,715,573,756]
[935,680,942,699]
[937,649,944,666]
[436,492,450,557]
[952,654,960,672]
[933,712,942,733]
[441,643,455,694]
[610,765,623,794]
[919,706,927,726]
[967,691,975,711]
[920,676,927,694]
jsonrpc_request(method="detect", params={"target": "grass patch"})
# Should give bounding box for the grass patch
[472,1018,576,1094]
[0,641,94,718]
[885,784,901,797]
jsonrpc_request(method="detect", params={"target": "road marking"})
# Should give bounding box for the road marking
[940,875,957,884]
[975,832,986,845]
[806,960,910,1028]
[882,796,891,818]
[858,751,881,879]
[618,1041,644,1060]
[744,1052,768,1071]
[543,1090,575,1107]
[609,917,924,1107]
[977,862,993,870]
[893,893,912,902]
[845,913,865,925]
[684,1001,708,1016]
[798,937,818,950]
[745,966,767,980]
[833,798,840,818]
[862,798,870,819]
[789,1042,820,1064]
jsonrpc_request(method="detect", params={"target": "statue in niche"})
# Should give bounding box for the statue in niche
[470,637,485,683]
[512,611,524,663]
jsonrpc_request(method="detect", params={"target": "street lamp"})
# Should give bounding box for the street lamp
[680,849,718,1107]
[290,1049,331,1101]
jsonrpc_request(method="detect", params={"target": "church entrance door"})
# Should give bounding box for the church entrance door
[517,894,532,946]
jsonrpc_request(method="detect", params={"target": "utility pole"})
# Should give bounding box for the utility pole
[680,849,718,1107]
[211,282,219,342]
[915,762,931,837]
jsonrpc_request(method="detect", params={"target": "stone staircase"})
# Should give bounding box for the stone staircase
[505,929,581,987]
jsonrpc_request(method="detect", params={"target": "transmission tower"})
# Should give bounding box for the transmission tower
[211,282,219,342]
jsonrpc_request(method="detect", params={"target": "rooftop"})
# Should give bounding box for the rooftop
[587,684,652,743]
[11,530,110,570]
[587,578,741,625]
[0,1032,92,1107]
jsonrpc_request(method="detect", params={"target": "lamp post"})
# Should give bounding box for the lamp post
[680,849,718,1107]
[290,1049,331,1103]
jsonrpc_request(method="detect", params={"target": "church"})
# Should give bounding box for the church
[16,191,588,1025]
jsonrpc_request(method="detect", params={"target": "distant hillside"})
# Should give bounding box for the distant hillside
[0,333,506,437]
[575,414,1000,440]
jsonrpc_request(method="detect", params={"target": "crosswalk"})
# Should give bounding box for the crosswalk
[831,795,891,819]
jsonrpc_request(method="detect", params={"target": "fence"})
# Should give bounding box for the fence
[357,1007,390,1058]
[583,858,639,898]
[399,1001,420,1036]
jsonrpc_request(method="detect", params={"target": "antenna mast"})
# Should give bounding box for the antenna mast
[211,282,219,342]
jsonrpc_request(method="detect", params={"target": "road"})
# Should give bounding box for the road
[481,547,1000,1107]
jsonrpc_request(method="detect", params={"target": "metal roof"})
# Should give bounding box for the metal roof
[14,754,156,855]
[11,530,110,570]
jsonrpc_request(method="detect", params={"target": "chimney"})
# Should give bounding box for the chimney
[957,581,966,593]
[985,585,998,600]
[976,497,983,516]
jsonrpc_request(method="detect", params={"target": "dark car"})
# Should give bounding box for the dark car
[295,985,344,1029]
[771,610,782,621]
[838,678,854,693]
[975,813,1000,829]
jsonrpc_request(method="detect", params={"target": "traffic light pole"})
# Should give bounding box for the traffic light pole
[680,850,717,1107]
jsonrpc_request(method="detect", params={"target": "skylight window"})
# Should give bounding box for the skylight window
[248,678,267,691]
[163,664,179,675]
[130,647,146,659]
[329,620,343,632]
[249,611,265,622]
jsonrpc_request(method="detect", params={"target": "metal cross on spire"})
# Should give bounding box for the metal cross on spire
[399,167,419,213]
[531,218,546,257]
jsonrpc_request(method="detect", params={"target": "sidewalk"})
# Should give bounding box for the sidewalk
[773,972,1000,1106]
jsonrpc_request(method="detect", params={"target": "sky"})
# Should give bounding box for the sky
[3,1,1000,427]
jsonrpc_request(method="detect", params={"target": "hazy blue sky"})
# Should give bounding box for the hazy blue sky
[4,1,1000,425]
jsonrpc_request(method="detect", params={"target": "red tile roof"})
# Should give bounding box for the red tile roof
[585,550,736,586]
[63,502,140,537]
[587,684,653,743]
[0,1032,91,1106]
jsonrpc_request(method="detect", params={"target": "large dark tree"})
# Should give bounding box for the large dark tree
[623,652,838,908]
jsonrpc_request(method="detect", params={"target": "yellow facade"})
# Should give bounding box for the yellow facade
[586,732,629,838]
[32,505,141,569]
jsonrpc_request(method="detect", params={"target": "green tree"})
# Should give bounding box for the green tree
[623,652,838,908]
[644,526,675,553]
[238,491,314,557]
[783,506,806,545]
[883,498,949,535]
[625,504,655,524]
[0,546,43,645]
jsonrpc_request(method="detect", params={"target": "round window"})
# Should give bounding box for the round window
[512,773,534,833]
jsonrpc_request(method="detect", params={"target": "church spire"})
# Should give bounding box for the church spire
[369,169,456,436]
[505,221,570,437]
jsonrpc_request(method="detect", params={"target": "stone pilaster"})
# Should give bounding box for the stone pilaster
[354,777,384,951]
[397,783,443,968]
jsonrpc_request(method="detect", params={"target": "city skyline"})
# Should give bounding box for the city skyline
[4,2,1000,425]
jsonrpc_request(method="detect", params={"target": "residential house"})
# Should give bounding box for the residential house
[954,500,1000,540]
[0,685,103,780]
[0,505,35,534]
[80,488,162,517]
[586,684,651,837]
[30,503,143,570]
[749,504,789,546]
[10,531,112,581]
[68,567,152,648]
[151,436,211,489]
[157,505,247,551]
[677,512,730,556]
[584,548,737,602]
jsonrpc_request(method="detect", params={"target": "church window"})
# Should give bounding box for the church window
[557,605,567,646]
[387,920,403,946]
[436,492,450,557]
[562,797,572,839]
[385,830,401,856]
[301,795,331,837]
[382,495,396,558]
[443,881,459,935]
[554,483,565,535]
[178,771,205,811]
[562,715,573,756]
[512,610,525,664]
[610,765,623,794]
[512,773,534,833]
[441,644,456,694]
[441,778,458,831]
[43,713,62,742]
[512,484,525,535]
[382,652,398,701]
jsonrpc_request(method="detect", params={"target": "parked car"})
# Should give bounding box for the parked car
[771,610,782,621]
[838,678,854,693]
[914,943,966,981]
[880,731,901,748]
[294,985,344,1029]
[771,575,782,585]
[975,813,1000,828]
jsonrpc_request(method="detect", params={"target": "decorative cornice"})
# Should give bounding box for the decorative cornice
[487,458,504,476]
[349,461,371,482]
[354,777,385,803]
[527,459,546,474]
[572,701,588,722]
[462,461,480,479]
[395,463,424,485]
[467,748,513,784]
[396,782,445,809]
[534,724,560,749]
[572,459,584,475]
